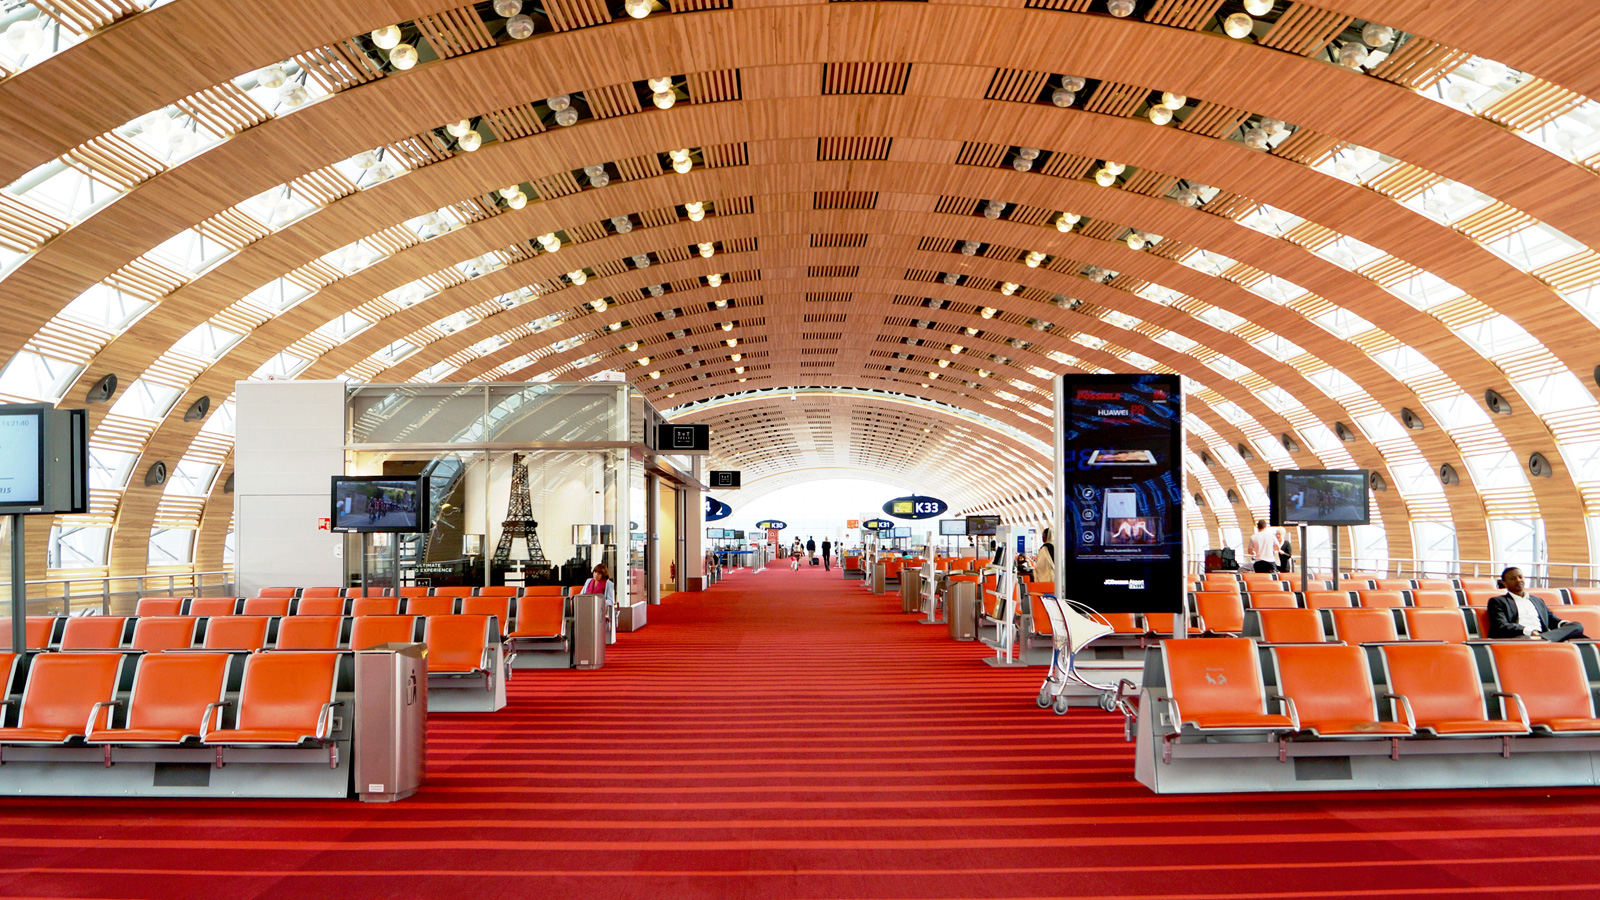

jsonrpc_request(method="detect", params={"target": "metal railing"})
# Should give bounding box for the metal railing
[15,570,236,616]
[1197,554,1597,589]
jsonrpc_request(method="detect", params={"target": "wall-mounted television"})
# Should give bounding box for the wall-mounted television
[1269,469,1371,526]
[706,527,725,539]
[0,404,88,516]
[330,476,430,534]
[966,515,999,536]
[892,526,911,538]
[939,519,967,536]
[732,529,746,539]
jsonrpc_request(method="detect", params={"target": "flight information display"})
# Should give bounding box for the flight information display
[1059,375,1184,614]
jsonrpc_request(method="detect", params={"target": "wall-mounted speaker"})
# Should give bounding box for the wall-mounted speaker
[1200,451,1215,467]
[1237,442,1254,460]
[86,373,118,403]
[1334,421,1356,442]
[1484,389,1512,415]
[1225,489,1240,504]
[1281,433,1300,452]
[1370,471,1389,492]
[1529,452,1554,478]
[144,461,168,487]
[223,473,235,494]
[1400,407,1425,430]
[1192,492,1205,507]
[183,395,211,422]
[1439,463,1459,486]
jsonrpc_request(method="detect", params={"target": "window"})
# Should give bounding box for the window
[1351,524,1388,572]
[89,448,138,490]
[109,379,182,420]
[0,351,83,402]
[166,461,218,498]
[148,528,195,566]
[49,525,109,569]
[171,322,245,361]
[59,283,153,331]
[1413,521,1457,575]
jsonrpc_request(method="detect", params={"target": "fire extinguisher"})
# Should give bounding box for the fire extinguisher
[669,560,677,580]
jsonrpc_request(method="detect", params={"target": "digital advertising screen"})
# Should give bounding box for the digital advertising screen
[1270,469,1370,526]
[1059,375,1184,614]
[938,519,967,536]
[0,406,45,509]
[331,476,430,534]
[965,515,999,536]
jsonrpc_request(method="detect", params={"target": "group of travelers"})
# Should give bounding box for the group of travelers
[1246,519,1296,573]
[788,536,833,571]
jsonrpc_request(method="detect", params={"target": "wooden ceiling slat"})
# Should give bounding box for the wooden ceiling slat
[1083,81,1148,118]
[0,194,68,253]
[584,82,644,119]
[1177,101,1250,138]
[481,105,546,141]
[1369,37,1474,91]
[543,0,611,32]
[1270,127,1346,165]
[1145,0,1225,29]
[1258,3,1352,57]
[985,68,1051,104]
[688,69,742,104]
[1481,78,1587,133]
[63,133,163,191]
[414,6,495,58]
[173,84,270,138]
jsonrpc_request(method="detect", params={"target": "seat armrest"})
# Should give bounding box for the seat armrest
[1490,691,1531,732]
[1380,692,1417,731]
[199,700,233,741]
[1266,694,1301,731]
[316,700,345,741]
[84,699,123,739]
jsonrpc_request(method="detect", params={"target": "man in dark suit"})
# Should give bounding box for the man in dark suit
[1487,567,1585,641]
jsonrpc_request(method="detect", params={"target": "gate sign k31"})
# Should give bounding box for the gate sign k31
[883,495,948,520]
[705,497,733,521]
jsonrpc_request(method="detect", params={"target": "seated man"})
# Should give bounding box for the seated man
[1488,567,1585,641]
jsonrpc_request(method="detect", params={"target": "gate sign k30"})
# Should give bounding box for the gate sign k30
[883,495,948,520]
[755,519,788,531]
[705,497,733,521]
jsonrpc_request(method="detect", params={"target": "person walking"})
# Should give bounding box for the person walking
[1034,528,1055,583]
[821,538,833,571]
[806,536,817,565]
[790,537,803,572]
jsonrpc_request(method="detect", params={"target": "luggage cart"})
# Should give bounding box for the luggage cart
[1035,594,1138,720]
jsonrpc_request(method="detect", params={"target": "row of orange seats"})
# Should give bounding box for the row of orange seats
[1193,574,1502,592]
[1192,588,1600,615]
[0,650,342,764]
[1157,637,1600,763]
[257,585,568,599]
[133,594,529,620]
[1,614,501,661]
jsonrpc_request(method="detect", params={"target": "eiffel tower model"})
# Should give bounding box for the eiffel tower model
[494,453,548,564]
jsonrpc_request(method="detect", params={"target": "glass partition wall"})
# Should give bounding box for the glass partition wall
[342,383,667,607]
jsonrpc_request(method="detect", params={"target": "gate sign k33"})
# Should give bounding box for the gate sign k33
[883,495,948,520]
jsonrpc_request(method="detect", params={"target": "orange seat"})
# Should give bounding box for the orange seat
[131,617,198,652]
[1402,608,1469,643]
[1161,638,1297,734]
[1245,592,1299,610]
[1194,592,1245,635]
[430,587,476,599]
[1240,572,1280,583]
[58,616,129,650]
[1357,590,1408,609]
[1372,579,1414,592]
[1409,590,1462,609]
[1412,580,1455,592]
[1564,589,1600,606]
[1101,613,1146,635]
[1028,594,1053,636]
[1463,589,1506,608]
[405,597,456,617]
[1246,581,1291,592]
[0,617,56,650]
[1554,606,1600,635]
[476,586,519,598]
[135,598,184,616]
[241,597,292,616]
[1028,582,1057,597]
[1489,643,1600,734]
[1456,578,1498,592]
[201,616,270,650]
[344,588,393,597]
[1256,609,1327,644]
[1272,644,1412,740]
[350,597,400,617]
[461,597,511,636]
[300,587,344,599]
[294,597,346,616]
[1468,607,1493,639]
[274,616,343,650]
[398,587,432,599]
[0,653,17,693]
[1201,579,1242,593]
[186,597,239,617]
[424,615,494,683]
[0,653,123,744]
[1330,608,1399,644]
[522,585,565,597]
[203,652,341,747]
[258,587,299,599]
[349,615,417,650]
[1381,644,1529,739]
[1302,591,1355,610]
[510,595,565,640]
[87,653,230,745]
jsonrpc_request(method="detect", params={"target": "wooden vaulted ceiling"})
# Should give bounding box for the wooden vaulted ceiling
[3,0,1600,576]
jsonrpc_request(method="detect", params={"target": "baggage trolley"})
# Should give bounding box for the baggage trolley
[1035,594,1138,718]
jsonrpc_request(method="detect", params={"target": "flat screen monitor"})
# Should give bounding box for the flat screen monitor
[966,515,999,536]
[706,527,725,539]
[330,476,430,534]
[892,526,911,538]
[1270,469,1370,526]
[733,530,746,540]
[939,519,966,536]
[0,406,45,511]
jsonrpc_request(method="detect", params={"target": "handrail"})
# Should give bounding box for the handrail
[1194,553,1597,589]
[19,570,236,616]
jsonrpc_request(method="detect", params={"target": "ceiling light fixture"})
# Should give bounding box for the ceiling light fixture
[611,216,632,234]
[685,201,705,221]
[1000,282,1019,296]
[713,299,728,309]
[568,269,587,285]
[456,130,482,151]
[980,307,997,319]
[389,43,418,69]
[626,0,652,16]
[506,14,535,38]
[584,164,609,187]
[493,0,523,14]
[1025,251,1046,267]
[1243,0,1272,13]
[1125,231,1147,250]
[1161,92,1187,109]
[1361,22,1394,47]
[1148,105,1173,125]
[722,322,734,331]
[730,353,742,362]
[371,25,402,49]
[1095,168,1116,187]
[1223,12,1253,38]
[707,273,722,287]
[1057,212,1079,232]
[1337,42,1369,69]
[1107,0,1135,17]
[537,233,561,252]
[506,192,527,209]
[698,242,715,258]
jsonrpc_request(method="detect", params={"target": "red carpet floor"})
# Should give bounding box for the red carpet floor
[3,565,1600,898]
